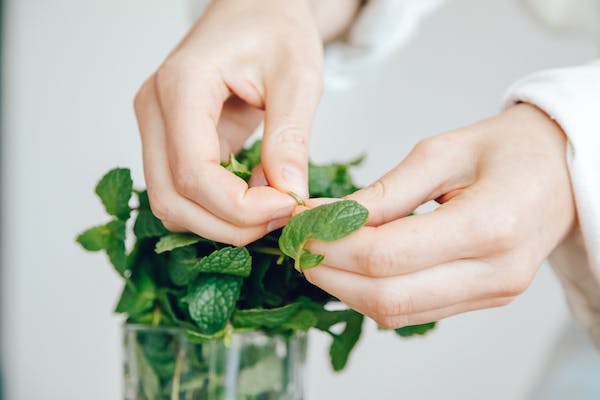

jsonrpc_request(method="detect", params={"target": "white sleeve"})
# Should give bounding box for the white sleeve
[186,0,446,89]
[324,0,446,89]
[502,61,600,348]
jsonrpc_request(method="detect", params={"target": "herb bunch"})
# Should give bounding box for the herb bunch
[77,141,435,373]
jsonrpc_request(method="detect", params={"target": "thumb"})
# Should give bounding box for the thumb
[347,136,476,226]
[261,70,322,200]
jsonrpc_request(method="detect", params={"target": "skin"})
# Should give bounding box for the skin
[134,0,361,245]
[303,104,576,328]
[135,2,576,328]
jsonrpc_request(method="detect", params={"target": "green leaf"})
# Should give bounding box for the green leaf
[155,290,198,331]
[155,233,202,254]
[394,322,436,337]
[308,160,361,198]
[106,219,127,275]
[76,224,111,251]
[134,209,168,239]
[329,311,363,371]
[241,256,272,309]
[194,247,252,277]
[134,343,161,399]
[282,309,319,331]
[115,267,156,317]
[187,274,242,334]
[95,168,132,220]
[222,153,252,181]
[77,219,126,275]
[237,140,262,171]
[168,247,252,287]
[137,190,151,210]
[232,302,302,329]
[278,200,368,270]
[167,247,199,286]
[298,250,324,270]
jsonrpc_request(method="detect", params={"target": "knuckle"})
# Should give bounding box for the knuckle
[288,65,323,92]
[375,315,402,330]
[413,136,447,157]
[368,284,412,318]
[364,180,387,202]
[133,79,154,115]
[155,59,183,88]
[172,170,197,198]
[147,192,171,223]
[494,270,531,298]
[473,212,519,251]
[491,215,519,251]
[154,57,195,100]
[274,126,308,149]
[227,233,255,248]
[359,243,395,277]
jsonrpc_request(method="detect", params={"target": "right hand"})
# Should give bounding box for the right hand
[134,0,356,245]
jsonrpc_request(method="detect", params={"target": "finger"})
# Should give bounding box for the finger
[303,258,524,321]
[154,65,295,227]
[346,134,477,226]
[248,163,268,188]
[134,80,273,245]
[261,66,323,200]
[306,190,497,277]
[371,296,512,330]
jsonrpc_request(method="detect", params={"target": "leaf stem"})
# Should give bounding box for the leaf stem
[247,246,284,257]
[171,347,185,400]
[152,307,161,326]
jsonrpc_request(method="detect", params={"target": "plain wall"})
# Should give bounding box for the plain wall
[1,0,596,399]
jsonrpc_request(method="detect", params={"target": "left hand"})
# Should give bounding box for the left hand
[303,104,576,328]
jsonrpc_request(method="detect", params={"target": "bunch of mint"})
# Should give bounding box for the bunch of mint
[77,140,435,375]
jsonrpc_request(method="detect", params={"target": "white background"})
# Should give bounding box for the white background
[1,0,597,399]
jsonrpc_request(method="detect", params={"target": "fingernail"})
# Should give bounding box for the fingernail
[282,165,307,197]
[271,205,294,220]
[267,217,289,232]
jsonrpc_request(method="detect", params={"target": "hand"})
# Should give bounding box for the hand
[303,104,575,328]
[133,0,360,245]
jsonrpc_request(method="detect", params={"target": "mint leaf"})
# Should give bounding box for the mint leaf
[282,309,319,331]
[329,311,363,371]
[222,153,252,181]
[194,247,251,277]
[237,140,262,171]
[187,274,242,334]
[106,220,127,275]
[95,168,132,220]
[137,190,151,210]
[394,322,436,337]
[278,200,368,270]
[115,266,156,317]
[134,343,160,399]
[155,233,202,254]
[308,159,362,198]
[77,219,126,275]
[134,210,168,239]
[168,247,252,286]
[232,302,302,329]
[167,247,199,286]
[76,224,111,251]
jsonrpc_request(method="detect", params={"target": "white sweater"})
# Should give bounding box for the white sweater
[190,0,600,346]
[327,0,600,348]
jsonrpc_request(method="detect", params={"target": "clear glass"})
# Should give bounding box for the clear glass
[123,324,307,400]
